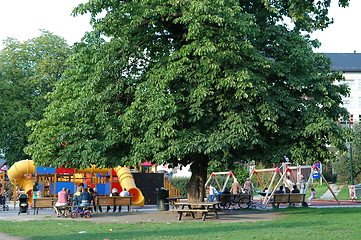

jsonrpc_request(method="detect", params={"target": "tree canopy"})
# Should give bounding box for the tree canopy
[26,0,350,200]
[0,31,70,164]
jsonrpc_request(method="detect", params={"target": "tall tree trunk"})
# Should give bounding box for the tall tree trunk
[186,154,209,202]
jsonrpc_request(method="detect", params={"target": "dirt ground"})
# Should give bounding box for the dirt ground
[0,206,285,224]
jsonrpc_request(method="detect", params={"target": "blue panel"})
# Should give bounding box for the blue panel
[55,182,75,194]
[96,183,109,195]
[50,182,55,195]
[36,166,56,174]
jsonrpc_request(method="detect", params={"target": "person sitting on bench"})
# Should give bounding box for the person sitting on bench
[54,187,69,217]
[79,188,92,208]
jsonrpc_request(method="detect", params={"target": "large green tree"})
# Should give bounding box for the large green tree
[26,0,350,201]
[0,31,70,164]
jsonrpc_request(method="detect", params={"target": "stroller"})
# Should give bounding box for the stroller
[0,194,9,211]
[18,193,29,215]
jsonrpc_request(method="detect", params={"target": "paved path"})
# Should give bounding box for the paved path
[0,233,30,240]
[319,184,343,200]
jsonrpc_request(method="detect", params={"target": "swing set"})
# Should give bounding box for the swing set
[250,162,340,205]
[204,171,236,192]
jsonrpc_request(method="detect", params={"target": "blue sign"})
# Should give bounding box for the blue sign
[313,163,321,179]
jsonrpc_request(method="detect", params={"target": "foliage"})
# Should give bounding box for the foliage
[332,122,361,184]
[26,0,351,200]
[1,208,361,239]
[233,164,249,184]
[168,176,190,197]
[0,31,70,164]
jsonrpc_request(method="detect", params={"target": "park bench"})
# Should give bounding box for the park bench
[270,193,306,208]
[33,197,57,214]
[96,196,133,212]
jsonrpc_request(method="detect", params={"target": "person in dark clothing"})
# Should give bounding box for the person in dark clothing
[89,188,102,212]
[291,185,300,193]
[274,185,285,194]
[107,188,121,212]
[79,188,92,207]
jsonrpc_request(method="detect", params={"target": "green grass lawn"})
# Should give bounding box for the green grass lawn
[337,186,351,200]
[1,208,360,240]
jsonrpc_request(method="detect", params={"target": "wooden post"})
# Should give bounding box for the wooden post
[265,170,287,205]
[315,168,341,205]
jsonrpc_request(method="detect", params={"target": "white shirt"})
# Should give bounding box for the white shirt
[120,191,130,197]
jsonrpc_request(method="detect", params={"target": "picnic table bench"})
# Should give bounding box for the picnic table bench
[32,197,57,214]
[95,196,133,212]
[172,202,220,221]
[270,193,306,208]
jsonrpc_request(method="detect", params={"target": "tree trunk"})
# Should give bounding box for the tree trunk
[186,155,209,202]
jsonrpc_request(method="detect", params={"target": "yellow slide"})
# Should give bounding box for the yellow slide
[7,159,36,204]
[114,166,145,206]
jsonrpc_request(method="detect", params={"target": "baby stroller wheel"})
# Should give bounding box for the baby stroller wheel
[71,212,78,219]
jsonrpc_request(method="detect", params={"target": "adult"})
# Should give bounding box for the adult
[243,178,254,195]
[274,185,284,194]
[79,188,92,207]
[107,188,121,212]
[299,175,307,194]
[291,185,300,193]
[54,187,69,217]
[284,176,294,190]
[222,187,231,195]
[120,188,130,197]
[89,188,102,213]
[230,178,242,194]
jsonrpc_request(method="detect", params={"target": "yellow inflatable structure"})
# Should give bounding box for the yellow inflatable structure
[8,160,145,206]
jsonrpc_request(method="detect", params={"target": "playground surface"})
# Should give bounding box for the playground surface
[1,199,360,224]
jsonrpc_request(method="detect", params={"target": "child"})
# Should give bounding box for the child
[308,188,316,205]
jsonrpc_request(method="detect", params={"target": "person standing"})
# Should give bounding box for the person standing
[230,178,242,194]
[299,175,307,194]
[243,178,254,195]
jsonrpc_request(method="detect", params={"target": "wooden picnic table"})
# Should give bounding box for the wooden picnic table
[166,197,187,209]
[172,202,220,221]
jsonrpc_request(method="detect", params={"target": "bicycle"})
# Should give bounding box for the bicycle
[71,206,91,218]
[217,193,253,210]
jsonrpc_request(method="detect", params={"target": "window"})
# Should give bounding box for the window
[343,97,351,106]
[343,80,354,89]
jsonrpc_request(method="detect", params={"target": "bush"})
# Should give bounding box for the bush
[169,177,190,197]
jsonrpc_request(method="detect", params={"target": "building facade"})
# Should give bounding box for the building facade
[325,53,361,124]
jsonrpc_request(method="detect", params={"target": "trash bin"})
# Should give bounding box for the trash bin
[349,184,361,200]
[156,188,169,211]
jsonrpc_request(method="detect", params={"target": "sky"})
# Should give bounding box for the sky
[0,0,92,47]
[311,0,361,53]
[0,0,360,53]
